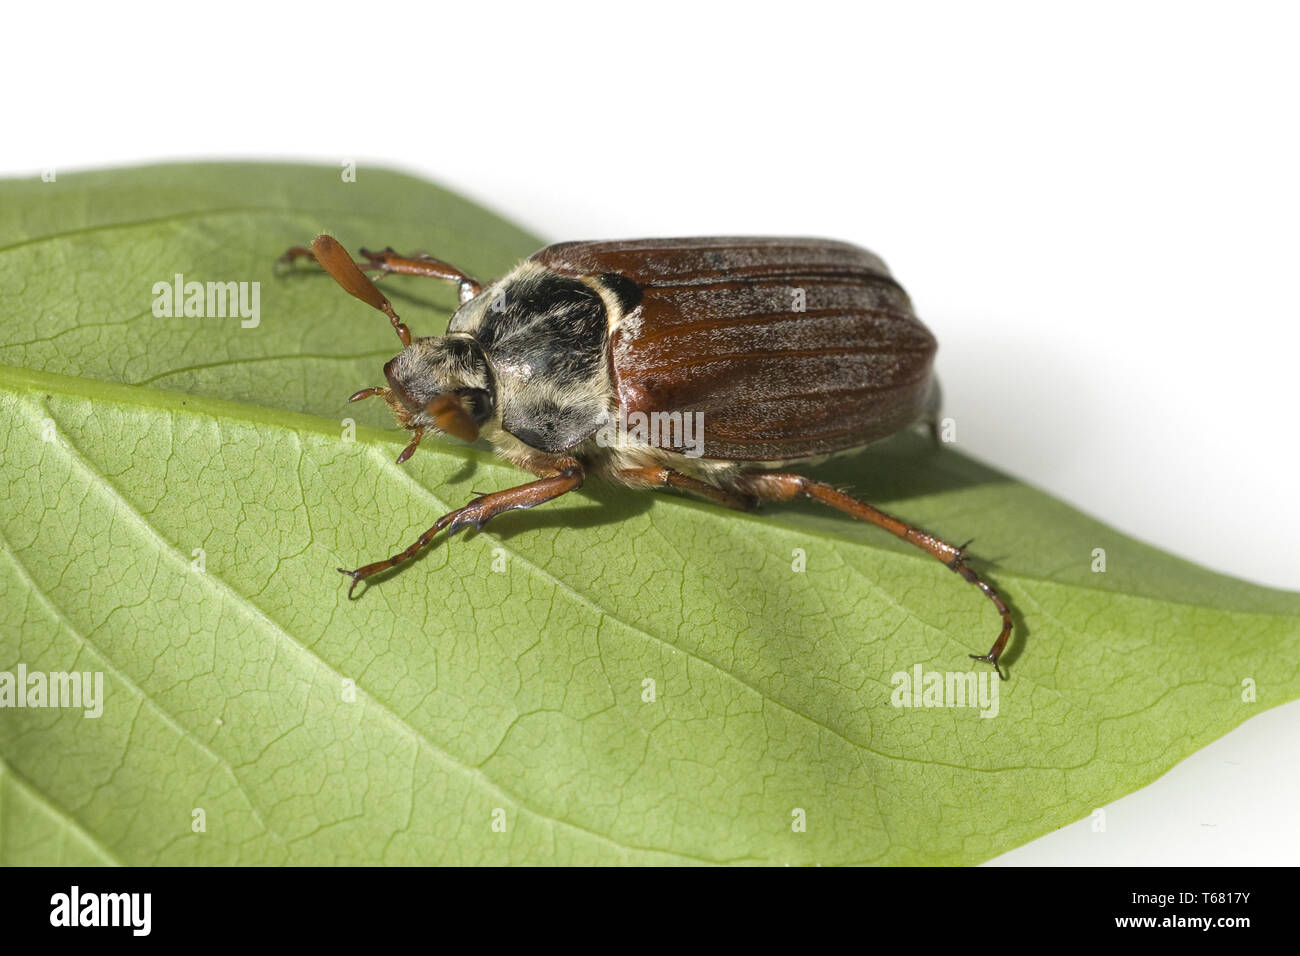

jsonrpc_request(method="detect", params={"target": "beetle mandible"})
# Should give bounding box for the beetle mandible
[279,235,1014,677]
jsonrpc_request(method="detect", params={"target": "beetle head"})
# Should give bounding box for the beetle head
[303,233,492,463]
[376,334,494,444]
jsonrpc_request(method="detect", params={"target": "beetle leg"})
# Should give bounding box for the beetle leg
[735,472,1013,678]
[922,378,944,446]
[275,244,482,304]
[337,461,584,598]
[275,245,375,276]
[357,247,483,304]
[617,465,756,511]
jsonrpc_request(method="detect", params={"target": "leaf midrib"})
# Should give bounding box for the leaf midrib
[3,362,1293,616]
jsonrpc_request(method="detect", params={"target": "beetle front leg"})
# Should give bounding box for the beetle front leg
[356,247,483,303]
[275,245,375,276]
[736,472,1014,678]
[337,461,584,598]
[276,243,482,303]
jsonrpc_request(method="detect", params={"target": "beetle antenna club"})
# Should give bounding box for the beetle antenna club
[282,233,1017,673]
[309,235,412,346]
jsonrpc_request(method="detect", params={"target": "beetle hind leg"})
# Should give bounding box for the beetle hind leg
[922,376,945,446]
[735,472,1013,677]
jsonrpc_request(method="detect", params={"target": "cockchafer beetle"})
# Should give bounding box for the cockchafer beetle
[279,235,1014,677]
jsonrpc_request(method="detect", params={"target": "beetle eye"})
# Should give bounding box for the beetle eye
[426,393,480,443]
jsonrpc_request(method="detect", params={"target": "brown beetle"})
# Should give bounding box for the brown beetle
[280,235,1013,676]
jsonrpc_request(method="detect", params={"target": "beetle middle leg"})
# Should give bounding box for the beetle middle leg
[617,465,756,511]
[735,472,1013,678]
[337,460,585,598]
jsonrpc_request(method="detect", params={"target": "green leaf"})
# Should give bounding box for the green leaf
[1,163,1296,866]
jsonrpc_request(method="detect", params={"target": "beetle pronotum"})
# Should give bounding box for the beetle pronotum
[279,235,1014,677]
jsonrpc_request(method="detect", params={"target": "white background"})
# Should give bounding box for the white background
[5,0,1297,864]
